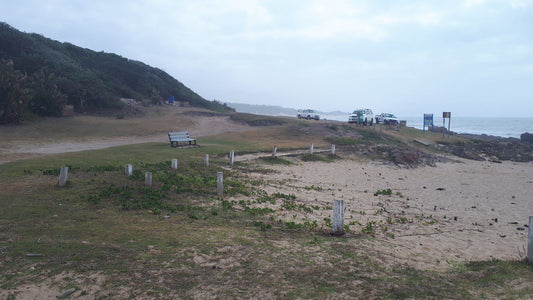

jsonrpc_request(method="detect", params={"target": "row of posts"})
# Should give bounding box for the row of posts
[58,144,333,187]
[55,158,533,264]
[124,161,225,196]
[162,144,335,168]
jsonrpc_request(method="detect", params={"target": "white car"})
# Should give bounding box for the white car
[375,113,398,125]
[348,109,374,125]
[297,109,320,120]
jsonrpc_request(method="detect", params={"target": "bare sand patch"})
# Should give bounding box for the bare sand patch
[243,156,533,269]
[0,272,108,300]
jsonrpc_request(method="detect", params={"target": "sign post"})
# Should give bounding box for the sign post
[423,114,433,132]
[442,112,451,138]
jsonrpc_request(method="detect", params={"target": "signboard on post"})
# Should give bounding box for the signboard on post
[423,114,433,132]
[442,112,451,138]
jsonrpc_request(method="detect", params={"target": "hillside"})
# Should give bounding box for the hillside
[0,22,229,123]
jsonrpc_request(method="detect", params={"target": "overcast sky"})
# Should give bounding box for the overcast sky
[1,0,532,117]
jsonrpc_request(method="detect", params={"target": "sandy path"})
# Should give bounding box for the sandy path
[240,157,533,269]
[0,116,252,164]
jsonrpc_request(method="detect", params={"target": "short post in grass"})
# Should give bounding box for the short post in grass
[125,164,132,176]
[171,159,178,169]
[332,199,345,236]
[310,143,314,154]
[58,166,69,187]
[204,154,209,167]
[272,145,277,157]
[230,150,235,166]
[331,144,336,155]
[217,172,223,196]
[145,172,152,188]
[527,216,533,264]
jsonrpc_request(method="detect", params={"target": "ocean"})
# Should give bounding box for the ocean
[321,114,533,139]
[402,117,533,139]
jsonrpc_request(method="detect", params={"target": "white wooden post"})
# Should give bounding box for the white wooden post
[171,159,178,169]
[204,154,209,167]
[272,146,277,157]
[310,143,314,154]
[145,172,152,187]
[331,144,336,155]
[125,164,132,176]
[332,200,345,235]
[230,150,235,166]
[217,172,223,196]
[58,166,69,187]
[527,216,533,264]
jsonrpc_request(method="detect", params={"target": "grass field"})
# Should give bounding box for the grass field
[1,110,532,299]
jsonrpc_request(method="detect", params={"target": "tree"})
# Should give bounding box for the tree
[28,71,67,116]
[150,88,163,105]
[0,59,29,124]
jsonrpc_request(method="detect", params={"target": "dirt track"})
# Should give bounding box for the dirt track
[0,115,253,165]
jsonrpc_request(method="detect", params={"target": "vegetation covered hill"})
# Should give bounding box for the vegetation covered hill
[0,22,229,124]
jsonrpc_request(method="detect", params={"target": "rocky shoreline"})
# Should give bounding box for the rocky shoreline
[445,131,533,163]
[337,131,533,169]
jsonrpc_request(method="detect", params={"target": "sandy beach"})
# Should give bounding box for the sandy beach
[234,155,533,269]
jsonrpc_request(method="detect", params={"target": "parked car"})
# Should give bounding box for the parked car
[297,109,320,120]
[348,109,374,125]
[375,113,398,125]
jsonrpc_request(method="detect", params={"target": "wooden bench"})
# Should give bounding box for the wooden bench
[168,131,197,147]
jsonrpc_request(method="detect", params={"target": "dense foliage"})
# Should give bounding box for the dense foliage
[0,22,228,124]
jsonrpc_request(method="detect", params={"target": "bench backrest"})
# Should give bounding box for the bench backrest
[168,131,190,138]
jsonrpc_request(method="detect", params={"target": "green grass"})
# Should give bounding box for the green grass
[229,113,288,126]
[328,137,363,145]
[258,156,293,165]
[0,139,256,182]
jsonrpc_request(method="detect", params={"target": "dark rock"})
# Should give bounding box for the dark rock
[520,132,533,144]
[451,147,485,161]
[376,145,438,168]
[442,139,533,163]
[57,288,76,299]
[26,253,44,257]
